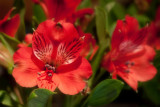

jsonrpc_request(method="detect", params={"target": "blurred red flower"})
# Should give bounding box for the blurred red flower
[77,26,98,60]
[147,7,160,49]
[12,20,92,95]
[102,16,157,90]
[32,0,94,23]
[0,8,20,37]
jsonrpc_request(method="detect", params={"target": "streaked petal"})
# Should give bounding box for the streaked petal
[12,47,40,87]
[56,57,92,95]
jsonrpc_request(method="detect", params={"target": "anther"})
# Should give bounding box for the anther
[48,73,52,76]
[124,70,130,73]
[118,29,121,33]
[48,66,53,70]
[45,64,50,68]
[81,36,85,41]
[32,28,35,32]
[37,72,41,75]
[125,61,130,65]
[131,62,135,66]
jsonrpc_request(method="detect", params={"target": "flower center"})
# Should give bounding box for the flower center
[45,64,56,73]
[123,61,135,73]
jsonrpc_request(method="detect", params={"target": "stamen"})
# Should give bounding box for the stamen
[124,70,130,73]
[37,72,41,75]
[81,36,85,41]
[125,61,130,66]
[131,62,135,66]
[48,72,52,76]
[45,64,50,68]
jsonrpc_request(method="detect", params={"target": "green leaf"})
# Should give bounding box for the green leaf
[28,89,55,107]
[89,7,109,87]
[99,0,115,9]
[0,33,20,55]
[33,5,46,23]
[0,90,13,106]
[86,79,124,106]
[112,3,126,19]
[143,50,160,105]
[95,7,109,47]
[78,0,92,9]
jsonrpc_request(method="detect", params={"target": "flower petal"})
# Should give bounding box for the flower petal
[12,47,40,87]
[56,37,83,66]
[2,14,20,37]
[37,71,58,91]
[56,57,92,95]
[43,0,81,20]
[130,45,157,81]
[111,15,140,49]
[118,71,138,91]
[32,31,53,63]
[36,20,79,43]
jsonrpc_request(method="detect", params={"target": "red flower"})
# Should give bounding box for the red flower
[31,0,94,22]
[147,7,160,49]
[77,26,98,60]
[12,20,92,95]
[0,8,20,37]
[102,16,157,90]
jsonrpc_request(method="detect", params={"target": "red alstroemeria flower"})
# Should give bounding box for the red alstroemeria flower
[102,16,157,90]
[77,26,98,60]
[0,8,20,37]
[147,7,160,49]
[12,20,92,95]
[31,0,94,22]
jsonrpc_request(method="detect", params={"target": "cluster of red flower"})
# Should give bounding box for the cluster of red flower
[0,0,159,95]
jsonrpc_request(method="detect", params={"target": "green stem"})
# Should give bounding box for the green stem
[88,46,106,88]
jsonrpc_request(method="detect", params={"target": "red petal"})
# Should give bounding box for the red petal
[0,14,20,37]
[118,71,138,91]
[43,0,81,20]
[130,45,157,81]
[67,8,94,23]
[56,37,83,66]
[12,47,40,87]
[32,31,53,63]
[0,8,13,24]
[155,6,160,22]
[56,57,92,95]
[37,71,58,91]
[25,33,33,44]
[36,20,79,43]
[111,15,139,49]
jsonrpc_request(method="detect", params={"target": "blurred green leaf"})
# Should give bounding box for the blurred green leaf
[99,0,116,12]
[95,7,108,46]
[0,90,12,106]
[127,4,138,16]
[0,33,20,55]
[28,89,55,107]
[112,3,126,19]
[85,79,124,106]
[78,0,92,9]
[143,50,160,105]
[135,15,150,27]
[33,5,46,23]
[89,7,109,87]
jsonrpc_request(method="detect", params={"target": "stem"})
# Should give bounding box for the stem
[13,86,24,105]
[88,46,106,88]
